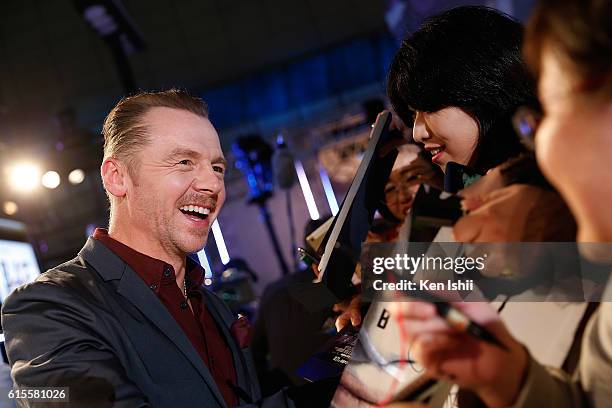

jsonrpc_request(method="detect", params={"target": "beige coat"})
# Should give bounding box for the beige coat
[513,303,612,407]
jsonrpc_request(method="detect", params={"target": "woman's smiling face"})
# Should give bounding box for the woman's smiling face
[412,107,479,172]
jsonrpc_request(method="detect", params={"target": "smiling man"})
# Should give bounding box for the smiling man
[1,90,291,407]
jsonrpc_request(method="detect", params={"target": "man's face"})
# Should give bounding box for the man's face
[124,107,226,256]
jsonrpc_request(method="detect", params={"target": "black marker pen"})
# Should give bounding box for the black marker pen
[434,302,510,351]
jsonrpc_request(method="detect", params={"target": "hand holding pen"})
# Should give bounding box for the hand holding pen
[389,300,529,408]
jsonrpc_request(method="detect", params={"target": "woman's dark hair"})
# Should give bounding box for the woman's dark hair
[387,6,538,173]
[524,0,612,94]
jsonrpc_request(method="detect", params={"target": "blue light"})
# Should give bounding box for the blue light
[196,248,213,280]
[318,166,339,216]
[212,219,231,265]
[294,160,320,220]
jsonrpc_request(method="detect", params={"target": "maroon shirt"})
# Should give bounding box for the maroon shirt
[93,229,238,407]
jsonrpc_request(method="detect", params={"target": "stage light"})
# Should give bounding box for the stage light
[42,171,61,189]
[318,166,339,216]
[196,248,214,282]
[83,5,118,36]
[68,169,85,185]
[85,224,97,237]
[3,201,18,216]
[211,219,230,265]
[294,160,320,220]
[74,0,145,52]
[9,163,41,192]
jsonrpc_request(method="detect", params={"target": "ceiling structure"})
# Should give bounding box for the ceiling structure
[0,0,386,143]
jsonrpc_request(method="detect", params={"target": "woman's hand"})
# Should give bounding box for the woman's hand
[333,294,362,332]
[390,301,529,408]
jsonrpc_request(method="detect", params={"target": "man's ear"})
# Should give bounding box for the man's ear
[101,157,128,198]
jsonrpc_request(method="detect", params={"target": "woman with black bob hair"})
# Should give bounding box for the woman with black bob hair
[387,6,539,178]
[389,0,612,406]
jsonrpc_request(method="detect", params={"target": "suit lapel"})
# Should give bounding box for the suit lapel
[80,238,227,408]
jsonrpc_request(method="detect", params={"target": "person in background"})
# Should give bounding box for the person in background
[251,216,336,395]
[387,6,537,186]
[386,5,576,245]
[335,5,575,333]
[380,145,421,224]
[391,0,612,406]
[387,5,576,245]
[333,143,422,332]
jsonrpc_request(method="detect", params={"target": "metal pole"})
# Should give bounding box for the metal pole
[257,202,290,275]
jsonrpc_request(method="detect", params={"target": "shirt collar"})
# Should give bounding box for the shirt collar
[93,228,205,291]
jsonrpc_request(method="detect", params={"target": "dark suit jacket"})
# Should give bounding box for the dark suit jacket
[1,238,291,408]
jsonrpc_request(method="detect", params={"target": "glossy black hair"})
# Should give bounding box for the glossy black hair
[387,6,539,173]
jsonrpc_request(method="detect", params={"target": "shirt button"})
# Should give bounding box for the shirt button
[180,301,188,310]
[149,283,158,290]
[163,267,172,277]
